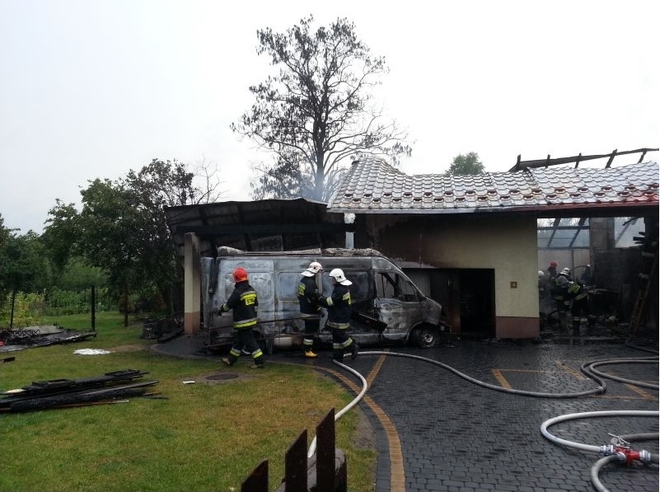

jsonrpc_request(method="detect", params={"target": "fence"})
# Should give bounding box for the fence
[242,408,347,492]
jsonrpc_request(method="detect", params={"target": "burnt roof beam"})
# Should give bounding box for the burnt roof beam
[509,147,658,171]
[172,223,353,235]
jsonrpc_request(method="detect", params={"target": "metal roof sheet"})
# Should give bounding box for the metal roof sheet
[327,157,659,215]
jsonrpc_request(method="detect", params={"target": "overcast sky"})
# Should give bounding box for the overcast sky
[1,0,658,234]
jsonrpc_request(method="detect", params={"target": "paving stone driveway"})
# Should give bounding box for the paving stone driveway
[155,336,659,492]
[344,340,659,492]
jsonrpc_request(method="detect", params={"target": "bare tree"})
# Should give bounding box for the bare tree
[232,15,412,201]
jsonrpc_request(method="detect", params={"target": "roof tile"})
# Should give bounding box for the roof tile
[327,157,659,214]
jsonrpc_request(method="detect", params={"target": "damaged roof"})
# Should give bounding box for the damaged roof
[327,157,659,217]
[164,198,346,258]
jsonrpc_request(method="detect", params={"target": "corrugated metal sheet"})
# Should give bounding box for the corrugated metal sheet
[327,157,659,215]
[164,198,346,259]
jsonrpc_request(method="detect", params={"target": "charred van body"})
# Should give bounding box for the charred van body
[201,247,448,351]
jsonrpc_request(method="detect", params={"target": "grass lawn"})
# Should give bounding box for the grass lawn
[0,313,376,491]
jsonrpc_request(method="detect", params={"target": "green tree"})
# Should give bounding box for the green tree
[44,160,202,325]
[445,152,485,175]
[57,257,107,292]
[42,200,82,272]
[0,230,52,292]
[0,230,52,298]
[0,214,9,300]
[232,15,412,201]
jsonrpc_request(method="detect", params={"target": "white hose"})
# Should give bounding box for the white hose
[591,455,620,492]
[307,359,369,458]
[585,358,659,390]
[360,350,605,398]
[540,410,659,453]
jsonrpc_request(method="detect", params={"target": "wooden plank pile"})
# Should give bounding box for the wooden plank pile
[0,369,159,413]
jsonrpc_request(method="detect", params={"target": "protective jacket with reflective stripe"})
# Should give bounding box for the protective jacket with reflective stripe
[298,276,322,317]
[220,281,258,329]
[318,283,352,329]
[566,282,588,301]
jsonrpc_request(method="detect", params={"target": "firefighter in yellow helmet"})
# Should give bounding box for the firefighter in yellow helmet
[217,267,264,368]
[316,268,359,362]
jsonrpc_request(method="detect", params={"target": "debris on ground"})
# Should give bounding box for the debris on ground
[0,369,160,413]
[0,325,97,352]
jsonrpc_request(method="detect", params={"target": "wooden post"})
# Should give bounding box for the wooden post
[316,408,336,492]
[285,430,308,491]
[241,460,268,492]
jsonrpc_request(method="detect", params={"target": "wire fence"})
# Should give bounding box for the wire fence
[0,286,113,328]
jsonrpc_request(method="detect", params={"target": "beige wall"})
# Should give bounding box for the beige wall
[365,214,540,337]
[183,232,201,336]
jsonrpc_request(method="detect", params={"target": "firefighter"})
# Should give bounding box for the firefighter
[580,264,593,286]
[317,268,359,362]
[544,261,561,309]
[552,273,571,330]
[217,267,265,369]
[298,261,324,358]
[563,276,596,336]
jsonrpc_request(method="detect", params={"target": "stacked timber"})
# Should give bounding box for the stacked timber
[0,369,159,412]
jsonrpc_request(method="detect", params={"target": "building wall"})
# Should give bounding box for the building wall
[360,214,540,338]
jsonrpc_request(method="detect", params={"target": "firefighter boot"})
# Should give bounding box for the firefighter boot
[350,341,359,360]
[305,349,318,358]
[250,355,265,369]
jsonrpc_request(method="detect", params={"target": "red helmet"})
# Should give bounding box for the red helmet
[233,267,248,282]
[549,260,558,267]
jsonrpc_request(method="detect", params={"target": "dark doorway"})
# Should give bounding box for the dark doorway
[458,269,496,338]
[422,268,495,338]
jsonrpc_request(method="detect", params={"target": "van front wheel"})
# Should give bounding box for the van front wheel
[412,324,439,348]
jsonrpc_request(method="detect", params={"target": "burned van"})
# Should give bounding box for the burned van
[201,246,448,351]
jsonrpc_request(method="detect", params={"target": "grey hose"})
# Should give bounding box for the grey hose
[583,358,659,390]
[540,410,659,453]
[360,350,605,398]
[591,455,620,492]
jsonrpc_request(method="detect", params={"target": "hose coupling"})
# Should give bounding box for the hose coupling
[638,450,652,464]
[600,444,616,456]
[600,445,653,464]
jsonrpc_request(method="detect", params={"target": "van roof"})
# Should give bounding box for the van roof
[216,246,386,258]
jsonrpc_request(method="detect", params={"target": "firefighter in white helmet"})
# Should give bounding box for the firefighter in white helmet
[317,268,359,361]
[298,261,324,358]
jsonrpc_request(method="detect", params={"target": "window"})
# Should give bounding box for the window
[537,217,589,249]
[375,272,420,302]
[615,217,642,248]
[320,271,370,302]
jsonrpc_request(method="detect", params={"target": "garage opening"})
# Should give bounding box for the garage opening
[404,268,496,339]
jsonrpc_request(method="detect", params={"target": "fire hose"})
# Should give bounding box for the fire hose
[309,349,658,491]
[540,411,659,492]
